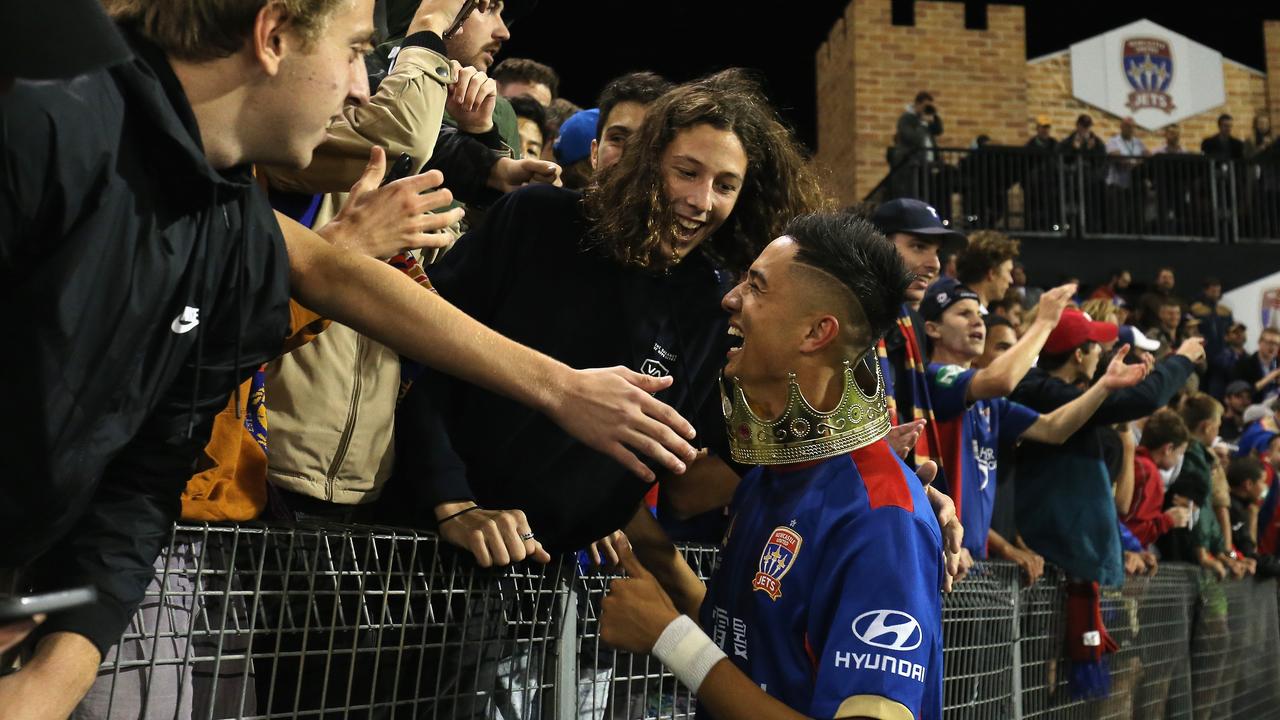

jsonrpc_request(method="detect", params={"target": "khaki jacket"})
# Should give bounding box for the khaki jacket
[264,45,454,504]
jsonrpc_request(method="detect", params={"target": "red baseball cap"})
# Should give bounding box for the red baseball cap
[1043,308,1118,355]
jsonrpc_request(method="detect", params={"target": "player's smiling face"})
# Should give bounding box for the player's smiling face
[721,237,807,385]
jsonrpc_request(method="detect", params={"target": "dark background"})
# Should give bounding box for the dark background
[502,1,1277,154]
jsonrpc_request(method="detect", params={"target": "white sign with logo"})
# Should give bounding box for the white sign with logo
[1070,19,1226,131]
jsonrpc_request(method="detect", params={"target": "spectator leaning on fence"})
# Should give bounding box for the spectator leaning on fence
[1123,409,1193,547]
[1010,314,1201,588]
[1228,456,1280,577]
[0,0,702,714]
[922,285,1147,585]
[1104,116,1149,191]
[602,212,951,720]
[393,69,827,571]
[491,55,557,106]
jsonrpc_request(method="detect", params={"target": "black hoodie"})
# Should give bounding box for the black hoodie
[0,27,290,653]
[393,185,736,551]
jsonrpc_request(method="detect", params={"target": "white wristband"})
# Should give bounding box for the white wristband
[650,614,727,694]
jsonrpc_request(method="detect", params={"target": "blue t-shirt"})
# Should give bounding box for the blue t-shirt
[926,363,1040,558]
[698,441,944,720]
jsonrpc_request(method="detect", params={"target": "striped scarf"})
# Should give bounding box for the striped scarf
[877,307,945,476]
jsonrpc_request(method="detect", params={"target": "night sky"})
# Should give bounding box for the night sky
[501,1,1277,153]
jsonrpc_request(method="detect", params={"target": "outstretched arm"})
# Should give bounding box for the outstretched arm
[278,213,697,480]
[967,284,1074,402]
[1021,344,1148,444]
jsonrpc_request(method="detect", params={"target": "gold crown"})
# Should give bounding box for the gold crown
[721,354,892,466]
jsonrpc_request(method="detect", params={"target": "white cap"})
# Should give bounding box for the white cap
[1243,404,1271,426]
[1120,325,1161,352]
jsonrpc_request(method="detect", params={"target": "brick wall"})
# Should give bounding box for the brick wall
[1267,21,1280,134]
[1026,53,1268,153]
[816,1,1275,203]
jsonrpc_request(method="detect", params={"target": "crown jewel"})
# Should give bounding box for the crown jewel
[721,354,892,465]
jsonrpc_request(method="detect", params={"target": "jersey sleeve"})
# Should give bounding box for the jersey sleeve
[806,509,943,720]
[925,363,975,422]
[995,398,1040,444]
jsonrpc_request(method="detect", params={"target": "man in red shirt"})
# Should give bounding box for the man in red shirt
[1124,409,1192,546]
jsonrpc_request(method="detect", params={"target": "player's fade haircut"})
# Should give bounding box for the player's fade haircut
[595,71,675,139]
[786,212,911,348]
[105,0,353,61]
[1139,408,1190,450]
[956,230,1020,285]
[491,57,560,99]
[585,69,824,274]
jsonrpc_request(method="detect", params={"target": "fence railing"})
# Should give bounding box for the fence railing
[57,522,1280,719]
[867,145,1280,244]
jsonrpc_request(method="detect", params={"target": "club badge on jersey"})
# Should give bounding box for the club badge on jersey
[752,526,803,600]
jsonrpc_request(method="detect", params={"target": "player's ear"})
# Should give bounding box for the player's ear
[924,320,941,340]
[801,315,840,353]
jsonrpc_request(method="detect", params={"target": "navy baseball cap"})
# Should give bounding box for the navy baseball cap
[919,284,981,323]
[870,198,967,253]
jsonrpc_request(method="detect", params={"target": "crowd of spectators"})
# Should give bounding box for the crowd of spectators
[3,2,1279,718]
[886,91,1280,239]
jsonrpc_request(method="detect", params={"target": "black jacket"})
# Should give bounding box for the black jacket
[1230,493,1280,577]
[1232,352,1280,403]
[0,27,290,653]
[394,185,734,551]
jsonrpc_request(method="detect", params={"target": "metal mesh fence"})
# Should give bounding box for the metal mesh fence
[35,524,1280,719]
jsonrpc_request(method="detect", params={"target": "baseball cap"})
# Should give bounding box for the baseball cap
[1118,325,1160,352]
[553,107,599,166]
[1226,380,1254,397]
[869,198,966,254]
[1,1,132,79]
[919,284,981,323]
[1043,308,1118,355]
[1035,115,1052,127]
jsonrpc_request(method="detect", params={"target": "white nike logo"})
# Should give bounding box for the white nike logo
[171,306,200,334]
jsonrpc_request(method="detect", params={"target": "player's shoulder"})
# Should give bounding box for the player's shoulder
[827,442,940,534]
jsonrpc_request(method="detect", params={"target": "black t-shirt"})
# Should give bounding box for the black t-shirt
[394,185,735,551]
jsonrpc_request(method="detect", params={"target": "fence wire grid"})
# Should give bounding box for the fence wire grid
[12,522,1280,720]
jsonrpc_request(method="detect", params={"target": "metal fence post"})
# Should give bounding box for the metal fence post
[554,570,578,720]
[1010,570,1023,719]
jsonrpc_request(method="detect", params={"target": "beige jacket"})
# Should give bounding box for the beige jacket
[264,45,454,504]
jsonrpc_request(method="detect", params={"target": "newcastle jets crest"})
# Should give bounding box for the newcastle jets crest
[1124,37,1175,113]
[753,526,802,600]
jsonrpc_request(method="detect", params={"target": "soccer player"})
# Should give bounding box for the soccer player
[601,213,951,720]
[919,286,1148,577]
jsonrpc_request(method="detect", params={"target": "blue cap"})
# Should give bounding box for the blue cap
[553,108,599,166]
[919,284,981,323]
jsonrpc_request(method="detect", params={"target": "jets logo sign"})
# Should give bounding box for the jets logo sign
[1123,37,1175,114]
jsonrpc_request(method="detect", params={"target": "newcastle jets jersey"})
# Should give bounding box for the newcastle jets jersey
[698,441,944,720]
[927,363,1039,558]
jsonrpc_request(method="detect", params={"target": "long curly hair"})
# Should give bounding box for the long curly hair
[583,69,825,273]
